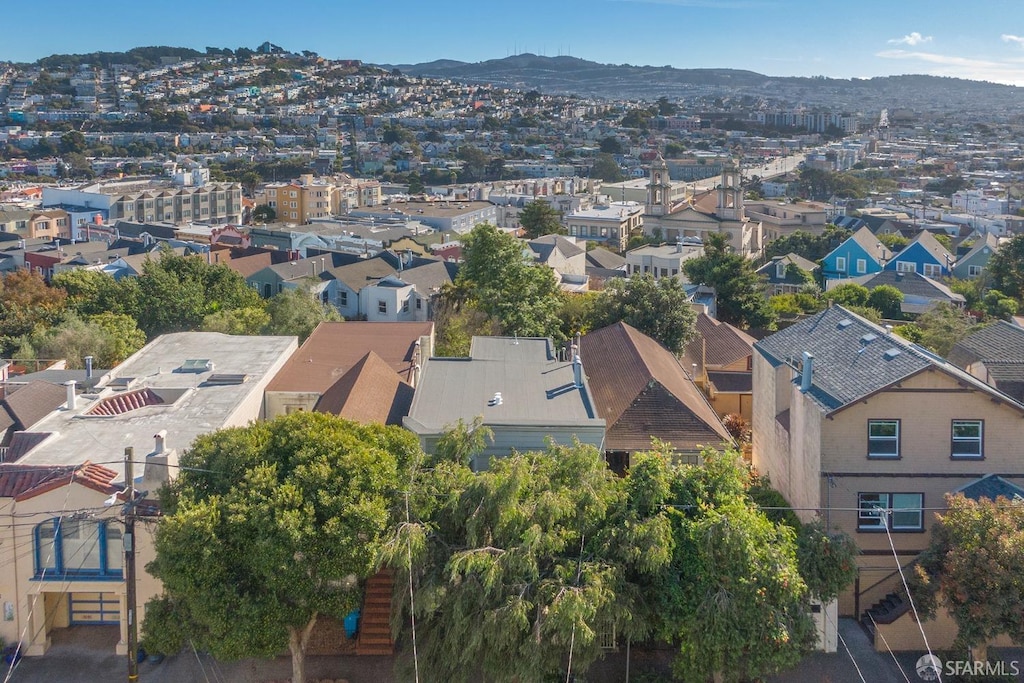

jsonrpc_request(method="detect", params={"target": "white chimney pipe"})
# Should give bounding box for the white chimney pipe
[154,430,167,454]
[65,380,77,410]
[573,354,583,389]
[800,352,814,393]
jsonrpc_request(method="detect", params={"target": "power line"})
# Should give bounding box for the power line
[821,603,867,683]
[867,612,913,683]
[881,514,942,683]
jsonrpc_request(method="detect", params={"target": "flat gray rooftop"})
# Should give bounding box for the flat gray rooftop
[15,332,297,484]
[405,337,603,432]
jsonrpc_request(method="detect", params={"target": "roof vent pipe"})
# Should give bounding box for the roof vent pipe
[800,352,814,393]
[65,380,77,410]
[84,356,94,379]
[884,324,893,336]
[154,429,167,455]
[573,354,583,389]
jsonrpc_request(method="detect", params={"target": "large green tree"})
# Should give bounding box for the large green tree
[383,439,669,683]
[590,153,624,182]
[519,200,563,239]
[51,268,140,319]
[593,274,697,355]
[135,251,264,337]
[144,413,420,683]
[0,270,67,353]
[262,287,342,341]
[645,449,823,682]
[911,493,1024,662]
[987,233,1024,300]
[682,233,776,329]
[455,224,564,340]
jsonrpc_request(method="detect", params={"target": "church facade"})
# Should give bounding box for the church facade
[642,156,763,257]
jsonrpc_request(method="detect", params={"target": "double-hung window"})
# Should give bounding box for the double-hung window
[951,420,983,458]
[867,419,900,458]
[857,493,923,531]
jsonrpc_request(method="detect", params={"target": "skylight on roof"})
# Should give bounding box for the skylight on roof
[179,359,212,373]
[861,333,878,344]
[837,319,853,329]
[884,348,901,360]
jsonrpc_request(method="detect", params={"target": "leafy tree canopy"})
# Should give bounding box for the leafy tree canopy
[519,200,564,239]
[987,233,1024,300]
[455,224,564,340]
[144,413,420,683]
[593,274,697,355]
[911,493,1024,662]
[262,287,342,341]
[681,233,775,330]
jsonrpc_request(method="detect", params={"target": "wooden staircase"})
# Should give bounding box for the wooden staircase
[355,570,394,656]
[861,591,910,641]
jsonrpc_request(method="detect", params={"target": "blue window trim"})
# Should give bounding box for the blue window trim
[33,518,124,581]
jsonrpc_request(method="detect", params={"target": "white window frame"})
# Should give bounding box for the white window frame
[967,264,982,277]
[922,263,942,277]
[856,258,867,274]
[835,256,846,272]
[896,260,916,273]
[867,419,900,458]
[951,420,983,459]
[377,300,387,314]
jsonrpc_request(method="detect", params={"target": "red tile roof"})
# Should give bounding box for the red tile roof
[1,461,119,502]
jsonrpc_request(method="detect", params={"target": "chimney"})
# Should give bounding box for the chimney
[800,352,814,393]
[142,430,177,492]
[573,353,583,389]
[153,430,167,454]
[84,356,93,379]
[65,380,77,410]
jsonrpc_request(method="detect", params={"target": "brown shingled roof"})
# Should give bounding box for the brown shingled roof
[266,321,433,394]
[314,351,414,425]
[580,322,732,453]
[683,313,756,372]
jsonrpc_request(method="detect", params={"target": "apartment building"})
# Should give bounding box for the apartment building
[42,178,243,227]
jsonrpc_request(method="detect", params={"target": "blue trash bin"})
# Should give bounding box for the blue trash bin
[344,609,361,639]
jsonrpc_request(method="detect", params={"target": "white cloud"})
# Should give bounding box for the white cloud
[887,32,932,46]
[1002,34,1024,47]
[875,49,1024,86]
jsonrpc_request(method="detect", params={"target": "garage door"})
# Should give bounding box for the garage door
[69,592,119,625]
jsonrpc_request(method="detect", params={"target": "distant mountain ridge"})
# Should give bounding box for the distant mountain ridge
[382,53,1023,109]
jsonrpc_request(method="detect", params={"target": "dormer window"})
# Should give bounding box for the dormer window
[776,262,786,279]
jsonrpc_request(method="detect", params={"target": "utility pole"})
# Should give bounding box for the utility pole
[124,446,139,683]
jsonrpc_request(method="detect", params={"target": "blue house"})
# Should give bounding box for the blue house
[884,231,954,278]
[821,226,891,281]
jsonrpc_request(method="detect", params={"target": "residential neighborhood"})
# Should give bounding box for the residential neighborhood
[2,26,1024,683]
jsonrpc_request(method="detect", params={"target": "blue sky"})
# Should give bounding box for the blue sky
[7,0,1024,85]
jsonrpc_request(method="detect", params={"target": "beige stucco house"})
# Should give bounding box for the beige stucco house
[752,305,1024,649]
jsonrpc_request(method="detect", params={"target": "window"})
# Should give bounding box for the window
[339,291,348,307]
[856,259,867,274]
[968,265,982,277]
[835,256,846,272]
[377,300,387,314]
[867,419,900,458]
[857,493,923,531]
[416,297,422,310]
[34,519,123,579]
[951,420,983,458]
[402,299,410,313]
[896,261,916,273]
[922,263,942,277]
[776,262,786,278]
